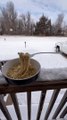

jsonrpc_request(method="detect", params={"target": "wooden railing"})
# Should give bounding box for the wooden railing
[0,78,67,120]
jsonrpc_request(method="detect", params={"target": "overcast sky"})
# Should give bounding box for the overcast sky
[0,0,67,23]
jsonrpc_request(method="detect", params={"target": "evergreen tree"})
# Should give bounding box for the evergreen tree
[34,15,51,36]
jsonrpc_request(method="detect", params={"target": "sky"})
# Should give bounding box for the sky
[0,0,67,23]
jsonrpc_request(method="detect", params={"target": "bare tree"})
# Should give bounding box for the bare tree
[18,14,27,34]
[62,22,67,36]
[0,16,4,35]
[1,1,17,34]
[18,12,35,35]
[53,13,64,35]
[25,12,35,35]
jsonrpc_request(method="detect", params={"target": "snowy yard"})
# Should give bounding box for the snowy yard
[1,36,67,68]
[0,36,67,61]
[0,36,67,120]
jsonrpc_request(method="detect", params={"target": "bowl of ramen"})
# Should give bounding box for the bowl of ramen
[1,53,41,85]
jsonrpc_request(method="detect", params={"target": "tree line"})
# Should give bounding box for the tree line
[0,1,67,36]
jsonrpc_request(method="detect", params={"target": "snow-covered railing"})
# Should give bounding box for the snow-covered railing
[0,77,67,120]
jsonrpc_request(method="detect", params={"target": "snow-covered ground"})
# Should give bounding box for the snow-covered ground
[0,36,67,120]
[0,36,67,61]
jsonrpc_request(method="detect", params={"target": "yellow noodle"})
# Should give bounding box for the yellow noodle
[7,53,36,79]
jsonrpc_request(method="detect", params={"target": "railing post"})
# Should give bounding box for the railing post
[52,90,67,119]
[10,93,22,120]
[0,95,12,120]
[36,90,46,120]
[44,89,60,120]
[27,92,31,120]
[60,107,67,118]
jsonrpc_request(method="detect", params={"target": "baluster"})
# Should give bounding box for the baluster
[36,90,46,120]
[0,95,12,120]
[10,93,22,120]
[52,90,67,119]
[44,89,60,120]
[27,92,31,120]
[60,106,67,118]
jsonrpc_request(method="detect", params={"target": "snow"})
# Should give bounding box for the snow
[33,53,67,69]
[0,36,67,68]
[0,36,67,120]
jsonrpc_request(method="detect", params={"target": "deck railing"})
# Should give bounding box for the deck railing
[0,78,67,120]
